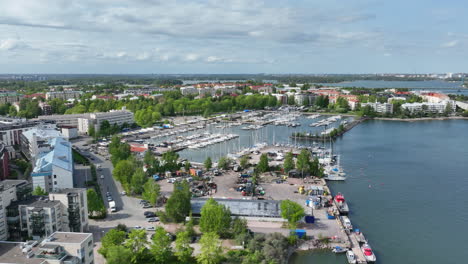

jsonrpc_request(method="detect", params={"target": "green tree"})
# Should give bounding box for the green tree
[184,160,191,171]
[240,155,249,169]
[280,200,305,228]
[174,230,194,263]
[32,186,47,195]
[204,157,213,170]
[199,198,232,237]
[161,151,180,172]
[283,152,295,173]
[142,179,161,206]
[88,125,96,138]
[197,232,224,264]
[87,189,105,217]
[296,149,311,177]
[217,157,229,170]
[98,229,127,258]
[288,95,295,105]
[130,168,147,195]
[150,226,173,264]
[124,229,151,264]
[164,181,191,222]
[113,159,135,190]
[106,245,132,264]
[256,153,269,173]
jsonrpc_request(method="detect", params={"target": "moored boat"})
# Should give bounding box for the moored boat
[334,193,350,215]
[361,243,377,262]
[346,250,357,264]
[332,246,347,254]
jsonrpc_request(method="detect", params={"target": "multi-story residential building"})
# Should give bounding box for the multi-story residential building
[0,119,55,147]
[21,124,62,160]
[294,93,316,106]
[0,180,32,240]
[78,108,134,134]
[39,102,53,115]
[0,142,10,181]
[361,102,394,114]
[0,232,94,264]
[0,91,23,104]
[31,137,73,193]
[19,199,63,240]
[45,91,83,100]
[180,86,198,95]
[401,100,456,114]
[49,188,89,233]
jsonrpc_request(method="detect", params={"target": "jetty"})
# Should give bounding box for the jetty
[290,117,368,141]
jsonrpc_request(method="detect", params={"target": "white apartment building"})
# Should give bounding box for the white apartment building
[0,180,31,240]
[45,91,83,100]
[180,86,198,95]
[78,108,134,133]
[37,113,91,127]
[49,188,89,233]
[401,100,456,114]
[31,137,74,193]
[0,232,94,264]
[21,124,62,160]
[294,93,316,106]
[361,102,394,114]
[19,199,63,240]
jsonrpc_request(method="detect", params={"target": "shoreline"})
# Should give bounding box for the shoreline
[374,116,468,122]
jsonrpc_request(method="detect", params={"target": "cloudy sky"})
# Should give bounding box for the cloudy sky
[0,0,467,74]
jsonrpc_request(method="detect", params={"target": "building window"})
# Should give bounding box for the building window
[54,181,57,185]
[54,175,57,178]
[89,251,93,256]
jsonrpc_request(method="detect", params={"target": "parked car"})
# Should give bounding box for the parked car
[134,226,142,230]
[146,226,156,231]
[106,192,111,197]
[167,178,176,183]
[107,196,113,202]
[100,175,105,179]
[139,200,148,204]
[147,217,159,222]
[142,204,153,209]
[145,212,156,218]
[144,211,154,216]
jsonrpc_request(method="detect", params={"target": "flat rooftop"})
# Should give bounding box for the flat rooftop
[48,232,92,244]
[0,242,44,264]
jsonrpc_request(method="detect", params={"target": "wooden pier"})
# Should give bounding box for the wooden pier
[349,232,368,263]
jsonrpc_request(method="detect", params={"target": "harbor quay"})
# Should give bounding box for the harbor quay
[155,143,371,263]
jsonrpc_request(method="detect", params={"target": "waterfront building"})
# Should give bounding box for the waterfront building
[77,108,134,134]
[191,198,282,218]
[361,102,394,114]
[45,91,83,100]
[294,93,316,106]
[420,92,450,103]
[401,100,456,114]
[0,232,94,264]
[0,180,31,240]
[31,137,73,193]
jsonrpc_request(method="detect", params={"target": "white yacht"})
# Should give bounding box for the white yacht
[346,250,357,264]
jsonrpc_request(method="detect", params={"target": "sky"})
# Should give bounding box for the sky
[0,0,467,74]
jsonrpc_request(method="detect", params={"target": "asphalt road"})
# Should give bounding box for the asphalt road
[71,137,160,229]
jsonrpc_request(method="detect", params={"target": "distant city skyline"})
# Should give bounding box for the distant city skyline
[1,0,467,74]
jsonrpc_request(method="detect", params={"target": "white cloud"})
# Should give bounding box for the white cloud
[184,53,200,62]
[0,38,28,51]
[441,40,458,48]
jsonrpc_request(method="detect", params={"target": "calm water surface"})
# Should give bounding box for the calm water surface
[291,120,468,264]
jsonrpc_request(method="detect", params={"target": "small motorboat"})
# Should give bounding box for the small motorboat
[332,246,347,254]
[334,193,350,215]
[361,243,377,262]
[340,216,353,231]
[346,250,357,264]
